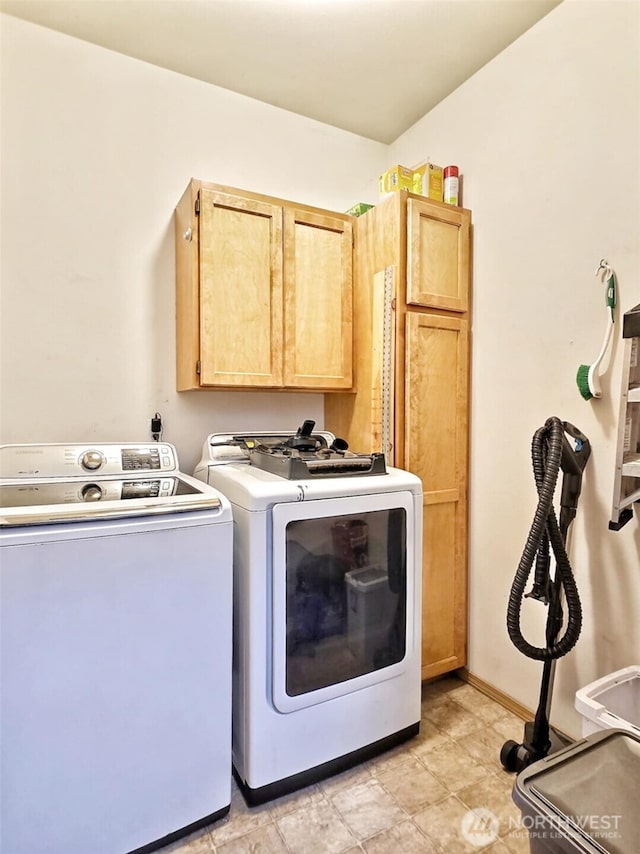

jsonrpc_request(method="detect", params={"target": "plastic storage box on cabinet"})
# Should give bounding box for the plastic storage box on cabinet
[512,729,640,854]
[575,666,640,737]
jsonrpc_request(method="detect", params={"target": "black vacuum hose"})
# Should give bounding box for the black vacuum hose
[506,417,583,661]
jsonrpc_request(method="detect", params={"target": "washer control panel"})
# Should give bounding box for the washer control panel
[0,478,183,507]
[0,443,179,479]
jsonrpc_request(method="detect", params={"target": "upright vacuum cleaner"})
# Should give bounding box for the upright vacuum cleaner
[500,417,591,773]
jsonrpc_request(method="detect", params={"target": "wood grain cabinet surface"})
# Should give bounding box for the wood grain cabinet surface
[175,180,353,391]
[325,191,472,679]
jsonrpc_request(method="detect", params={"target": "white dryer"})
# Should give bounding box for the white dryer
[0,443,233,854]
[194,423,423,805]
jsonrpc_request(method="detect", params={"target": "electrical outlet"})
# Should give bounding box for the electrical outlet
[150,413,162,440]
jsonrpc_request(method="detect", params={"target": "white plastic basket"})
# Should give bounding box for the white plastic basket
[575,665,640,737]
[344,566,397,662]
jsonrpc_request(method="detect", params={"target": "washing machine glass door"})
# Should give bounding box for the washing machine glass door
[271,490,416,713]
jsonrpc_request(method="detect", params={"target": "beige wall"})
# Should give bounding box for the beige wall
[0,13,385,472]
[1,2,639,737]
[388,0,640,736]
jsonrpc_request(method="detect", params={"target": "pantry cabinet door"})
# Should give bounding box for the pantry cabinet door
[198,189,283,387]
[406,199,470,313]
[283,208,353,390]
[403,312,469,678]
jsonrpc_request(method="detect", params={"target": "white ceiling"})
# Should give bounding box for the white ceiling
[0,0,562,143]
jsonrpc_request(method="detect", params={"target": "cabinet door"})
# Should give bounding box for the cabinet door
[406,199,470,312]
[403,312,469,678]
[283,208,353,389]
[198,189,283,387]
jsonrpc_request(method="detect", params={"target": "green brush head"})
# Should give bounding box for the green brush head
[576,364,593,400]
[606,274,616,320]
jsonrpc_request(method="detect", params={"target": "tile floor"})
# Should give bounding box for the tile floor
[160,675,533,854]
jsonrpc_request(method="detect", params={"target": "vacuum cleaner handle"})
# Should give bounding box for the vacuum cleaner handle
[559,422,591,535]
[561,422,591,476]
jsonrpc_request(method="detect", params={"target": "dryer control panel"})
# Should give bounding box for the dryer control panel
[0,443,178,479]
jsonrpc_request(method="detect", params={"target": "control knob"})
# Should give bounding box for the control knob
[81,450,104,471]
[81,484,103,502]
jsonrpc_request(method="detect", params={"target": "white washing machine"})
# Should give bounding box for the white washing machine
[0,443,233,854]
[194,423,423,805]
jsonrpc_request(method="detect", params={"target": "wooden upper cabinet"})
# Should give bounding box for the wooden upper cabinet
[283,208,353,389]
[174,179,353,391]
[406,198,470,312]
[199,189,283,387]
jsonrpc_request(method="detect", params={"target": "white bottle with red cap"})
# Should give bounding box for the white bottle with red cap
[443,165,459,205]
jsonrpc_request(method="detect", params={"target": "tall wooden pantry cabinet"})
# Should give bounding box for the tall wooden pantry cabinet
[325,191,471,680]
